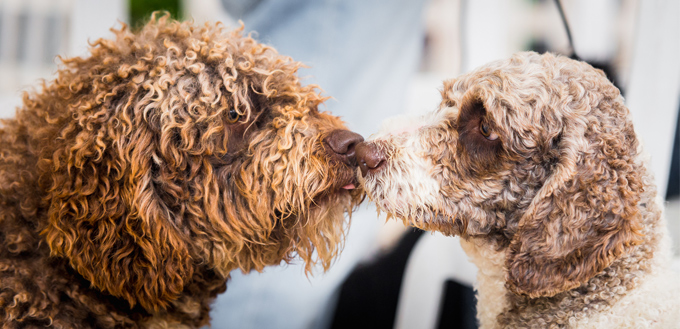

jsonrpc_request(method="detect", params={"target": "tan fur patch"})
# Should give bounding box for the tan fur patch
[144,317,191,329]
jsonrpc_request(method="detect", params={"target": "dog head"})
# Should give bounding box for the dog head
[357,52,646,298]
[35,14,363,311]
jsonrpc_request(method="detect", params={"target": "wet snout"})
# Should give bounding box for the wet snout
[355,142,386,176]
[324,129,364,166]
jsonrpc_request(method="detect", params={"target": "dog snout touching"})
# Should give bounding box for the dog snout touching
[325,129,364,165]
[356,142,386,176]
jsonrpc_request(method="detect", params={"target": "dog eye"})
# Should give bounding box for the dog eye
[228,109,241,122]
[479,122,499,141]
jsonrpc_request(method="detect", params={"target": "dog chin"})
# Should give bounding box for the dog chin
[361,182,427,225]
[360,177,469,236]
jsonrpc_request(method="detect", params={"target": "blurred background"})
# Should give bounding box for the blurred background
[0,0,677,328]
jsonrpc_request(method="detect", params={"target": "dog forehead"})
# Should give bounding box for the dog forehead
[440,53,577,130]
[444,52,573,94]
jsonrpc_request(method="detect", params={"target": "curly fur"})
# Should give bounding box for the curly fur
[359,52,680,328]
[0,14,362,328]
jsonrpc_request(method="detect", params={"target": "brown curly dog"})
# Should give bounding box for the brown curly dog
[0,14,364,328]
[356,52,680,328]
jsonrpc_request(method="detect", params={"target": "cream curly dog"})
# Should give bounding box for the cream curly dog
[0,15,364,328]
[356,52,680,328]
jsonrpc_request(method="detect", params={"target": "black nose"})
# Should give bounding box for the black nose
[355,142,386,176]
[325,129,364,165]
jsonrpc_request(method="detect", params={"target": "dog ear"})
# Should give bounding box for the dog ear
[42,122,194,312]
[505,79,645,298]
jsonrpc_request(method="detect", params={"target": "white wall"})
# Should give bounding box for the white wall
[0,0,127,118]
[625,0,680,198]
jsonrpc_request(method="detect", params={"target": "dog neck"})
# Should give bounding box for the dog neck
[459,237,508,329]
[460,198,672,328]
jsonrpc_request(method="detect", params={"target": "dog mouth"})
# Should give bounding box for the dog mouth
[334,166,362,192]
[342,183,357,190]
[338,167,360,190]
[308,165,365,207]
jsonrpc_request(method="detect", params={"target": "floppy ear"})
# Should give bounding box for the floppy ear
[42,121,194,312]
[505,84,645,298]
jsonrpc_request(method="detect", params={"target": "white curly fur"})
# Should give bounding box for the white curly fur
[460,219,680,328]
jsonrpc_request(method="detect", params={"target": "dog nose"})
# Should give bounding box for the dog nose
[355,142,386,176]
[325,129,364,164]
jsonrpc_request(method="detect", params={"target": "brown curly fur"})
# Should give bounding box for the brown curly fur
[0,14,362,328]
[358,52,678,327]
